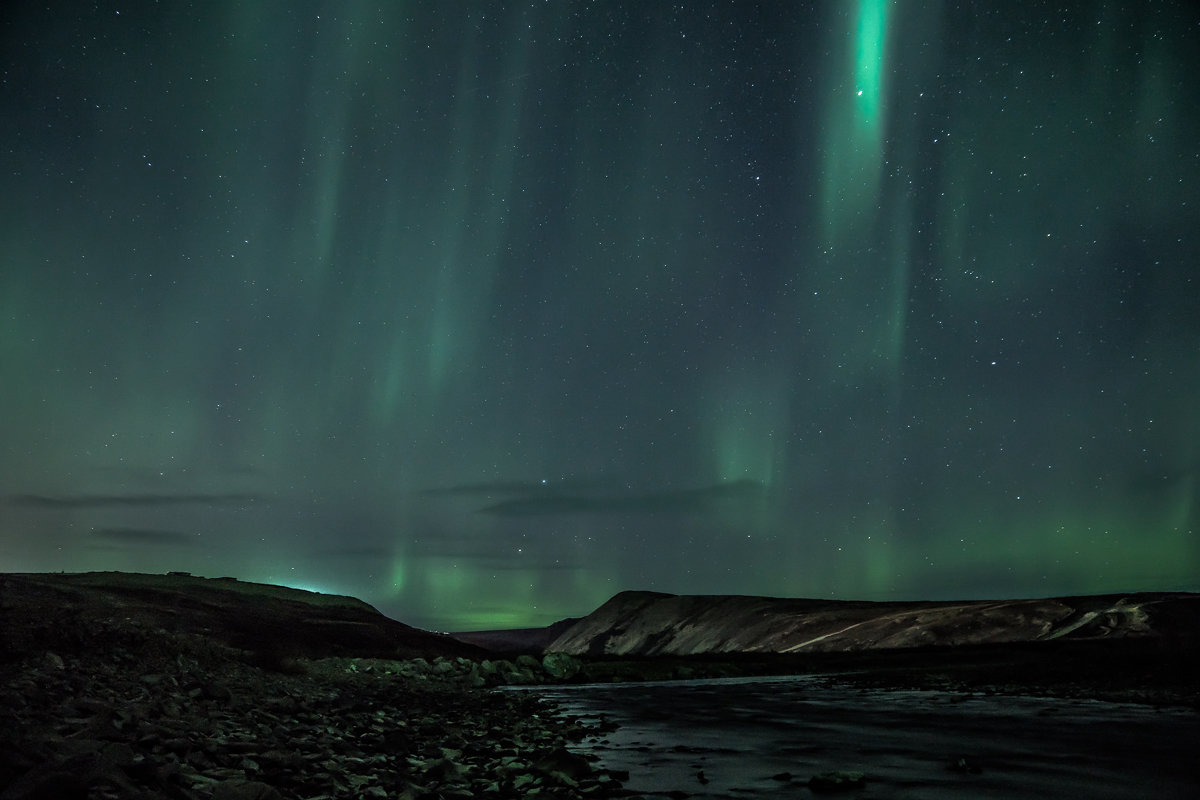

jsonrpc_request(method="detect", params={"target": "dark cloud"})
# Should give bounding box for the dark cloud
[420,481,551,497]
[1126,461,1200,494]
[420,479,608,497]
[310,546,394,559]
[4,493,263,509]
[477,480,767,517]
[88,527,199,545]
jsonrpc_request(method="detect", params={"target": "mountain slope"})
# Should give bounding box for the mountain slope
[544,590,1199,657]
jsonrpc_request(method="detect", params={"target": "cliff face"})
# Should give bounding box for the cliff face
[544,590,1198,657]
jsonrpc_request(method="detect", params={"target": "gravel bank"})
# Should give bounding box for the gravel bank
[0,639,630,800]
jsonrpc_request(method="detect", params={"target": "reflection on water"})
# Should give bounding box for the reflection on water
[524,676,1200,799]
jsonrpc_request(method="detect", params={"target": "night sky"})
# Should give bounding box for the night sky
[2,2,1198,631]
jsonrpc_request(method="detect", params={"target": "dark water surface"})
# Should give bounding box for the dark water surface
[528,675,1200,798]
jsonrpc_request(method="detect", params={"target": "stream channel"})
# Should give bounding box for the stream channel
[520,674,1199,798]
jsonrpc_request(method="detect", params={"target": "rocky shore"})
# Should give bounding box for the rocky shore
[0,636,628,800]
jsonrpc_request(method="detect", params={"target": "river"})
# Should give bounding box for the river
[525,675,1199,798]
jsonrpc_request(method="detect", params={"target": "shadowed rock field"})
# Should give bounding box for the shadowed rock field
[0,573,626,799]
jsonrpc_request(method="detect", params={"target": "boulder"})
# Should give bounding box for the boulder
[210,780,285,800]
[542,652,582,680]
[535,747,593,781]
[515,654,542,670]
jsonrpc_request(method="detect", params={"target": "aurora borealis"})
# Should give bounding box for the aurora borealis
[2,2,1197,631]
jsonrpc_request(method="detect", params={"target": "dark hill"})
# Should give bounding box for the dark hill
[0,571,483,664]
[453,616,581,654]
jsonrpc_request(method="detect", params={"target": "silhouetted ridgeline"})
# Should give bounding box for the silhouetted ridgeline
[0,571,483,664]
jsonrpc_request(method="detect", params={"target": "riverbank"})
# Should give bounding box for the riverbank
[552,635,1200,709]
[0,641,629,800]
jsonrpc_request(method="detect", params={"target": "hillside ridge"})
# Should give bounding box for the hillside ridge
[539,589,1200,657]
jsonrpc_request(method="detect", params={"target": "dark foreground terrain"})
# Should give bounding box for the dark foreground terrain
[2,572,1197,799]
[0,573,626,799]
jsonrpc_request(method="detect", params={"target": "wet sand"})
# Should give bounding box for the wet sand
[533,675,1200,798]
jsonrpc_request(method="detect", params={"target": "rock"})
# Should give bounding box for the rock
[542,652,582,680]
[496,660,539,685]
[204,681,233,701]
[0,766,85,800]
[948,756,983,774]
[210,780,285,800]
[0,745,142,800]
[535,747,593,781]
[421,756,464,784]
[808,770,867,792]
[512,772,539,790]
